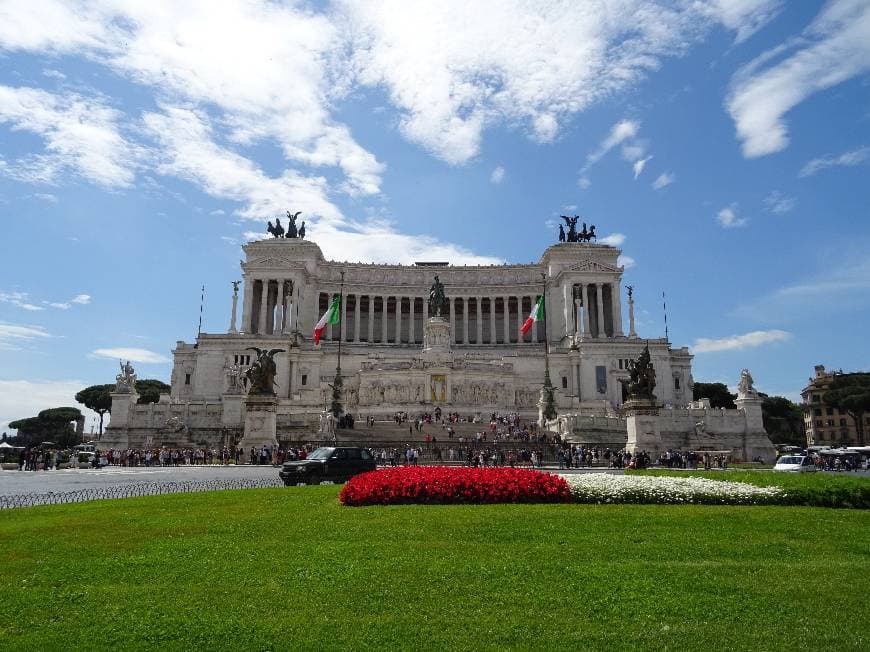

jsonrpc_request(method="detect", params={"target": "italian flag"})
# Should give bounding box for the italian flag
[313,296,341,344]
[520,296,544,335]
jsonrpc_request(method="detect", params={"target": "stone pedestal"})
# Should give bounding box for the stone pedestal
[422,317,451,356]
[221,394,244,427]
[736,394,777,463]
[624,398,662,454]
[240,395,278,449]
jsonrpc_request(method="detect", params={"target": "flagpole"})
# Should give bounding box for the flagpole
[331,271,345,420]
[540,271,556,427]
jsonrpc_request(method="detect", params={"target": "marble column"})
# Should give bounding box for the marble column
[229,283,239,334]
[584,284,593,337]
[242,278,254,333]
[503,296,510,344]
[275,280,285,334]
[395,296,402,344]
[476,298,483,344]
[368,296,375,343]
[258,279,269,335]
[577,284,586,338]
[422,295,429,323]
[283,283,295,335]
[354,293,361,343]
[409,296,415,344]
[530,296,538,343]
[449,297,455,344]
[596,283,606,338]
[381,295,389,343]
[340,290,348,342]
[462,297,469,344]
[612,282,624,336]
[515,296,523,342]
[489,296,497,344]
[562,283,571,338]
[628,295,637,338]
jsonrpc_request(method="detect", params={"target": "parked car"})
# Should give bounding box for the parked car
[279,447,376,486]
[773,455,816,472]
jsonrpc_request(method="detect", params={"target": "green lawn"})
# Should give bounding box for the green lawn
[1,488,868,651]
[635,469,870,508]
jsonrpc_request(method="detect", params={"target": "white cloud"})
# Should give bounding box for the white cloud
[0,379,91,433]
[632,155,653,179]
[599,233,626,247]
[727,0,870,158]
[209,209,225,216]
[490,165,505,184]
[799,146,870,177]
[763,191,796,215]
[716,204,747,228]
[692,329,791,353]
[143,106,343,223]
[342,2,772,164]
[0,291,44,311]
[0,85,139,187]
[45,301,70,310]
[70,294,91,305]
[618,255,636,269]
[700,0,784,44]
[651,172,675,190]
[581,120,641,175]
[0,322,52,349]
[578,176,591,190]
[244,221,502,266]
[33,192,58,203]
[91,347,170,364]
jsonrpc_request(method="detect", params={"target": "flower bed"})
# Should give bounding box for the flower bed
[562,473,785,505]
[339,466,571,506]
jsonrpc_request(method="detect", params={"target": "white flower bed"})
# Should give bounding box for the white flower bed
[561,473,785,505]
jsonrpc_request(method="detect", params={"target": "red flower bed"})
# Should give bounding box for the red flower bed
[339,466,571,506]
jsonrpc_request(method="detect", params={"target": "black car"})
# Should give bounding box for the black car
[279,447,376,486]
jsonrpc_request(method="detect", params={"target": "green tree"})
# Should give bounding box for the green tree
[75,384,114,436]
[9,407,84,448]
[760,394,805,446]
[692,382,736,409]
[824,373,870,445]
[135,379,171,405]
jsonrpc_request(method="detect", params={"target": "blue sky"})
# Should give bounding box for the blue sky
[1,0,869,433]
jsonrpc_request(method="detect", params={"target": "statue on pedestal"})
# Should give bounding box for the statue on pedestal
[620,345,657,401]
[737,369,757,398]
[267,218,285,238]
[428,275,447,317]
[243,347,284,395]
[115,359,137,393]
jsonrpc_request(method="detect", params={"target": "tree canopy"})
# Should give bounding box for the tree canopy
[75,384,114,436]
[135,379,171,404]
[692,382,736,409]
[824,373,870,445]
[760,395,805,446]
[9,407,84,448]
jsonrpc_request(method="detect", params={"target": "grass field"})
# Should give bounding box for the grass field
[1,487,868,651]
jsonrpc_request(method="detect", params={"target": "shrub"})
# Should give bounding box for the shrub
[634,470,870,509]
[563,473,784,506]
[339,466,571,506]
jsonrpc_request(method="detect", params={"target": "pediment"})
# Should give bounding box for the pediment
[247,257,297,268]
[569,260,621,273]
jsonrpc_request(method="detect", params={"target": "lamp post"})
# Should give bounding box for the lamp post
[540,272,557,425]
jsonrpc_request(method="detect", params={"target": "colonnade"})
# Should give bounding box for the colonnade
[243,278,297,335]
[316,293,544,345]
[565,281,623,339]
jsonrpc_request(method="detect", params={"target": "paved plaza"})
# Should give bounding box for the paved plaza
[0,465,278,496]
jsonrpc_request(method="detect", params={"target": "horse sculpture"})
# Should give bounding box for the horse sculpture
[267,218,285,238]
[244,347,285,395]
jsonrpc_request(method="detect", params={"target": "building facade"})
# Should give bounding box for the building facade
[802,365,869,446]
[104,237,695,448]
